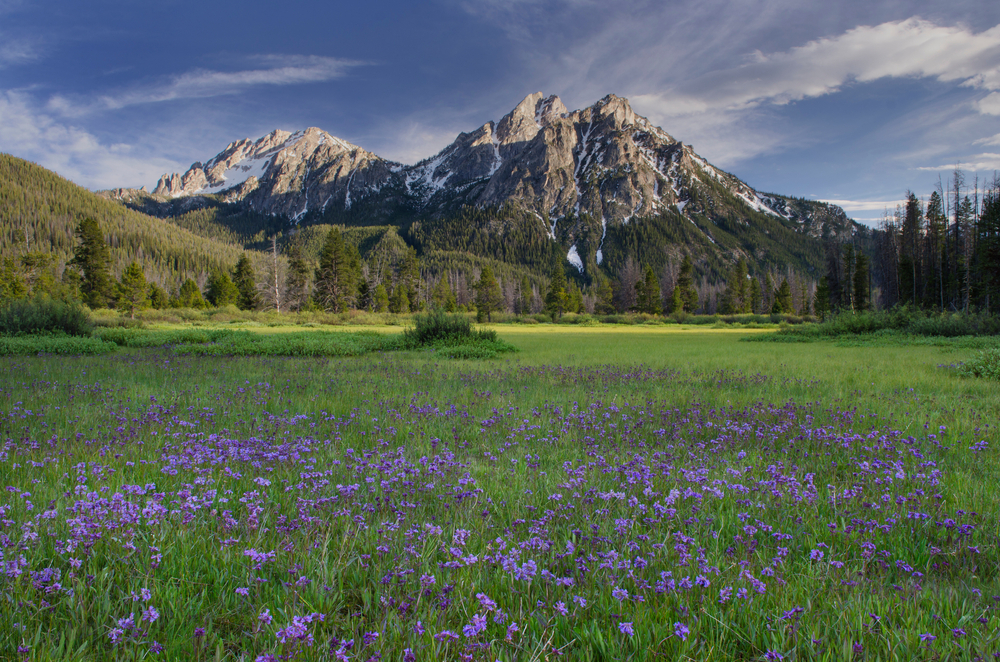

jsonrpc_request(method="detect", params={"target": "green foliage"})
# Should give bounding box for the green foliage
[958,348,1000,380]
[0,334,114,355]
[475,266,503,322]
[755,308,1000,343]
[0,155,269,290]
[403,308,473,345]
[232,254,260,310]
[634,265,662,314]
[174,330,404,357]
[117,261,150,319]
[771,278,793,314]
[315,227,359,312]
[0,295,94,336]
[206,269,239,307]
[545,262,568,318]
[176,278,208,309]
[69,217,115,308]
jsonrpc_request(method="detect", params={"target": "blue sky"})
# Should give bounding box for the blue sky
[1,0,999,223]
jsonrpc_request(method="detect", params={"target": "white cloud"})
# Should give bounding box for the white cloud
[49,55,365,116]
[819,198,907,213]
[0,90,186,189]
[0,33,41,67]
[637,19,1000,119]
[975,132,1000,146]
[915,153,1000,171]
[976,91,1000,115]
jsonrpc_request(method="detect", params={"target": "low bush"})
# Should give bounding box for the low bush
[0,296,94,336]
[403,308,473,345]
[958,348,1000,380]
[0,335,115,355]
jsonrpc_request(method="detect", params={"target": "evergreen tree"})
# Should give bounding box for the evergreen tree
[669,286,683,315]
[286,240,311,312]
[117,261,150,319]
[749,276,762,314]
[69,217,114,308]
[0,258,28,301]
[594,277,615,315]
[853,252,870,311]
[390,283,410,313]
[519,275,533,315]
[357,279,373,311]
[233,254,260,311]
[432,275,454,310]
[978,186,1000,313]
[314,228,358,313]
[374,283,390,313]
[475,266,503,322]
[176,279,207,309]
[398,248,422,312]
[772,278,793,314]
[675,255,699,313]
[926,190,947,310]
[206,269,239,307]
[544,263,568,318]
[149,282,170,309]
[635,265,662,314]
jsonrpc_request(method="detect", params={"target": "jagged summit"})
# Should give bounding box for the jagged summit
[147,92,854,276]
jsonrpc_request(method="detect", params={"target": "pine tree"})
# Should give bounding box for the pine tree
[176,279,207,309]
[118,261,150,319]
[286,240,311,312]
[206,269,239,307]
[432,275,454,310]
[853,252,870,311]
[399,248,422,312]
[978,185,1000,313]
[635,265,661,314]
[772,278,793,314]
[233,254,259,311]
[544,263,568,318]
[149,282,170,309]
[519,276,533,315]
[390,283,410,313]
[594,277,615,315]
[69,217,114,308]
[676,255,698,313]
[315,228,358,313]
[475,266,503,322]
[373,284,389,312]
[749,276,762,314]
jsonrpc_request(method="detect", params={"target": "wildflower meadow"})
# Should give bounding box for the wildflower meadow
[1,326,998,660]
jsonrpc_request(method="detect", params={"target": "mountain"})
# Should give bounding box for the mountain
[146,93,860,281]
[0,154,277,288]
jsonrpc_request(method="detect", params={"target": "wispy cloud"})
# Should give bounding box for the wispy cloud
[0,90,186,189]
[915,153,1000,171]
[636,19,1000,118]
[48,55,366,116]
[0,33,42,68]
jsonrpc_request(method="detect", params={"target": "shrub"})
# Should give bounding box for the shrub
[0,296,94,336]
[958,348,1000,380]
[403,309,472,346]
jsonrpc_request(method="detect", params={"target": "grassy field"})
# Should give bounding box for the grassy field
[1,327,998,660]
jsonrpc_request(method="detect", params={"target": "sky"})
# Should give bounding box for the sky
[1,0,999,224]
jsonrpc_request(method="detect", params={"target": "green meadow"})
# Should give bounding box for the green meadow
[2,326,999,660]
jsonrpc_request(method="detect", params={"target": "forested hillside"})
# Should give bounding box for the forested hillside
[0,155,275,288]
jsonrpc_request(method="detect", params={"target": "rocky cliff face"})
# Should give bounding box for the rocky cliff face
[149,93,855,273]
[153,128,401,220]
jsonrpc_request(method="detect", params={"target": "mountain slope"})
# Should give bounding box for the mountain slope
[0,154,276,288]
[143,92,862,280]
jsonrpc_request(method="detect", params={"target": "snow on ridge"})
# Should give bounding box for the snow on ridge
[567,244,584,274]
[596,216,607,265]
